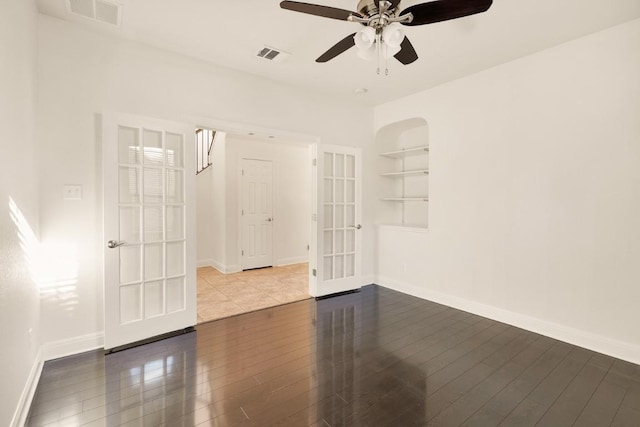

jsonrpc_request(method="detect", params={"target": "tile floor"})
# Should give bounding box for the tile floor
[197,263,310,323]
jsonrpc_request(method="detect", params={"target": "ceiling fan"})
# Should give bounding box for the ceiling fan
[280,0,493,68]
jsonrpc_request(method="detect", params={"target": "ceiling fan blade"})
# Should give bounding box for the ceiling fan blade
[280,1,359,21]
[316,33,356,63]
[400,0,493,26]
[394,36,418,65]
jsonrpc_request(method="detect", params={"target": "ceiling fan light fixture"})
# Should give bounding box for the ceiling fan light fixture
[382,24,404,49]
[357,45,377,61]
[354,26,376,50]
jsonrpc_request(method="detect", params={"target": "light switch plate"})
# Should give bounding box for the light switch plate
[63,184,82,200]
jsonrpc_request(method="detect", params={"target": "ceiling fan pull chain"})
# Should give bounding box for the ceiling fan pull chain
[385,44,389,76]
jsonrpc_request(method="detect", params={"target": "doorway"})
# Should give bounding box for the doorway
[195,130,312,323]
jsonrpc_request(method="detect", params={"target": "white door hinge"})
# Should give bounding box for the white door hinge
[311,213,317,221]
[312,158,317,167]
[312,269,317,277]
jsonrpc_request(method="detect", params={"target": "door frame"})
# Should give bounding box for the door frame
[238,157,275,271]
[187,116,365,298]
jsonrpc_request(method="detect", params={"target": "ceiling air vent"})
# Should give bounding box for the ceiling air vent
[67,0,122,26]
[256,46,291,63]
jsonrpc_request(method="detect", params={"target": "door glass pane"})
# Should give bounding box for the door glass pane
[165,132,184,168]
[335,206,344,228]
[323,256,333,281]
[335,154,344,178]
[335,179,344,203]
[345,254,355,277]
[335,255,344,279]
[346,155,355,178]
[143,129,163,166]
[166,170,184,204]
[324,153,333,177]
[166,206,184,240]
[120,284,142,323]
[324,231,333,255]
[346,204,355,228]
[144,281,164,318]
[346,180,355,203]
[166,241,184,276]
[144,243,163,280]
[346,230,355,253]
[119,126,140,165]
[323,204,333,229]
[324,179,333,202]
[144,206,163,241]
[120,207,140,243]
[119,167,140,204]
[166,277,185,313]
[335,230,344,254]
[143,168,163,204]
[120,245,141,284]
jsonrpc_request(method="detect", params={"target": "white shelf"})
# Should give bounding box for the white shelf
[378,224,429,233]
[381,169,429,177]
[381,197,429,202]
[380,146,429,158]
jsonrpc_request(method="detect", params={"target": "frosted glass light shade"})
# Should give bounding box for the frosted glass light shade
[357,44,377,61]
[382,24,404,48]
[354,27,376,50]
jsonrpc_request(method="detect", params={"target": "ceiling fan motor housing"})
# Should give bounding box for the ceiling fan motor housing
[357,0,383,18]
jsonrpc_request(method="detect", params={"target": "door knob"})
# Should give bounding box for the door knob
[107,240,126,249]
[356,224,362,230]
[266,218,273,222]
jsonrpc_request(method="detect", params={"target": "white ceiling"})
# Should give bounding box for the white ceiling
[37,0,640,106]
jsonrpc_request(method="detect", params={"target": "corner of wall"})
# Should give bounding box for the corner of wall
[10,348,43,427]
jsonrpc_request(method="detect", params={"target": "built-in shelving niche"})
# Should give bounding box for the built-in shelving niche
[376,118,429,229]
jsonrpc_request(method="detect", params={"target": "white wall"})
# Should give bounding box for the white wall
[0,1,41,425]
[36,15,374,352]
[223,136,311,272]
[196,168,214,266]
[375,19,640,363]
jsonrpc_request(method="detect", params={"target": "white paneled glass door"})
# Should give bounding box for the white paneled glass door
[103,113,196,350]
[314,144,363,297]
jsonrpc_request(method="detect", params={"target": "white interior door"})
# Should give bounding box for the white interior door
[314,144,363,297]
[103,112,196,350]
[241,158,273,270]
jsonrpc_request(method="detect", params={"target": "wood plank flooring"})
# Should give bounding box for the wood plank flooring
[26,285,640,426]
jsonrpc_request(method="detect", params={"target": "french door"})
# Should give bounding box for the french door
[313,144,363,297]
[103,113,196,350]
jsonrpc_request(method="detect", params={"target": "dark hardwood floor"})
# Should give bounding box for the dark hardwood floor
[26,285,640,426]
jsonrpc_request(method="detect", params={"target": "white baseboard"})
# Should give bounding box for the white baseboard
[225,264,241,274]
[205,259,241,274]
[377,276,640,366]
[197,258,214,268]
[11,348,43,427]
[41,332,104,362]
[360,274,376,287]
[275,256,309,267]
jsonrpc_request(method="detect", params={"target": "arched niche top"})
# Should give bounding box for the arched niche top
[375,117,429,153]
